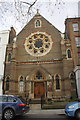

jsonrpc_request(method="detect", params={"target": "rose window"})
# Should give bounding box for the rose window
[34,40,43,48]
[24,32,52,56]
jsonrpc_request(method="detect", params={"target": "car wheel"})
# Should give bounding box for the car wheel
[75,110,80,120]
[3,109,15,120]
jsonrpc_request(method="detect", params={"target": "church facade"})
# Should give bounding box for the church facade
[4,12,78,100]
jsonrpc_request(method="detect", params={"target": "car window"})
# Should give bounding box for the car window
[18,96,26,103]
[3,97,7,102]
[0,96,7,102]
[8,97,17,102]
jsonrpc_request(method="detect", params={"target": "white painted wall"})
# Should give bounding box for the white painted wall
[74,66,80,98]
[0,30,9,95]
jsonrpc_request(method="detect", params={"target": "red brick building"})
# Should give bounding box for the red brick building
[4,12,79,100]
[65,17,80,98]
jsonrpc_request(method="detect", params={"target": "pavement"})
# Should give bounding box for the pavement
[28,104,65,115]
[28,109,65,115]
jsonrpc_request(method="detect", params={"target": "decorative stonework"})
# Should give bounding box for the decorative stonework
[24,31,53,57]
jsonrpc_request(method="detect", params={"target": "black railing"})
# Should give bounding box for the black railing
[41,95,45,109]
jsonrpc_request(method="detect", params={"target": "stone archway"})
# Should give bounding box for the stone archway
[27,69,53,99]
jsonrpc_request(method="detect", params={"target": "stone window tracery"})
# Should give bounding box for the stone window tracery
[19,76,24,92]
[67,49,72,59]
[35,20,41,28]
[55,75,60,90]
[8,53,12,62]
[24,32,52,57]
[69,72,76,89]
[36,71,43,80]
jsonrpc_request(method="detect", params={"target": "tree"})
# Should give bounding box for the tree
[0,0,65,32]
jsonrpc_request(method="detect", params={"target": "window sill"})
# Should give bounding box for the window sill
[55,89,61,92]
[67,58,72,60]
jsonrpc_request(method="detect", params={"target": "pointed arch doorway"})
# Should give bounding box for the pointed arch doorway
[34,71,45,98]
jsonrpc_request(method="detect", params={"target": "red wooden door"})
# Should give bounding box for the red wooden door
[34,82,45,98]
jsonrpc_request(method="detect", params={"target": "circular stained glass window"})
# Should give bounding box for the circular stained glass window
[24,31,53,57]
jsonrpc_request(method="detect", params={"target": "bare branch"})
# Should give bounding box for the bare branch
[15,0,38,15]
[27,0,38,14]
[0,0,66,32]
[20,1,31,6]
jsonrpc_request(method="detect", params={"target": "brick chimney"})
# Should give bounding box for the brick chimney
[8,27,16,44]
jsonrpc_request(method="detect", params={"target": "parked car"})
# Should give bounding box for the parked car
[0,95,30,120]
[65,100,80,119]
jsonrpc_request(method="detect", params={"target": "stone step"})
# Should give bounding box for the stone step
[29,99,45,104]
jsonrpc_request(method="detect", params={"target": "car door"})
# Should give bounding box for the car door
[0,96,7,119]
[7,96,18,112]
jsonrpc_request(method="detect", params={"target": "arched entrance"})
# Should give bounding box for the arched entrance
[34,82,45,98]
[33,71,45,98]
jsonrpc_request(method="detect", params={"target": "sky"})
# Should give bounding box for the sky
[39,0,79,33]
[0,0,80,34]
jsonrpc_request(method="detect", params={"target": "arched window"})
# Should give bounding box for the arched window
[6,76,10,91]
[35,20,41,28]
[36,71,43,80]
[19,76,24,92]
[55,75,60,90]
[8,53,12,62]
[69,72,76,89]
[69,72,75,79]
[67,49,71,58]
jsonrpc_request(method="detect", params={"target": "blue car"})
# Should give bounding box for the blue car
[0,95,30,120]
[65,101,80,119]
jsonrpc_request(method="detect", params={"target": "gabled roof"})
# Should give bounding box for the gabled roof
[17,12,61,36]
